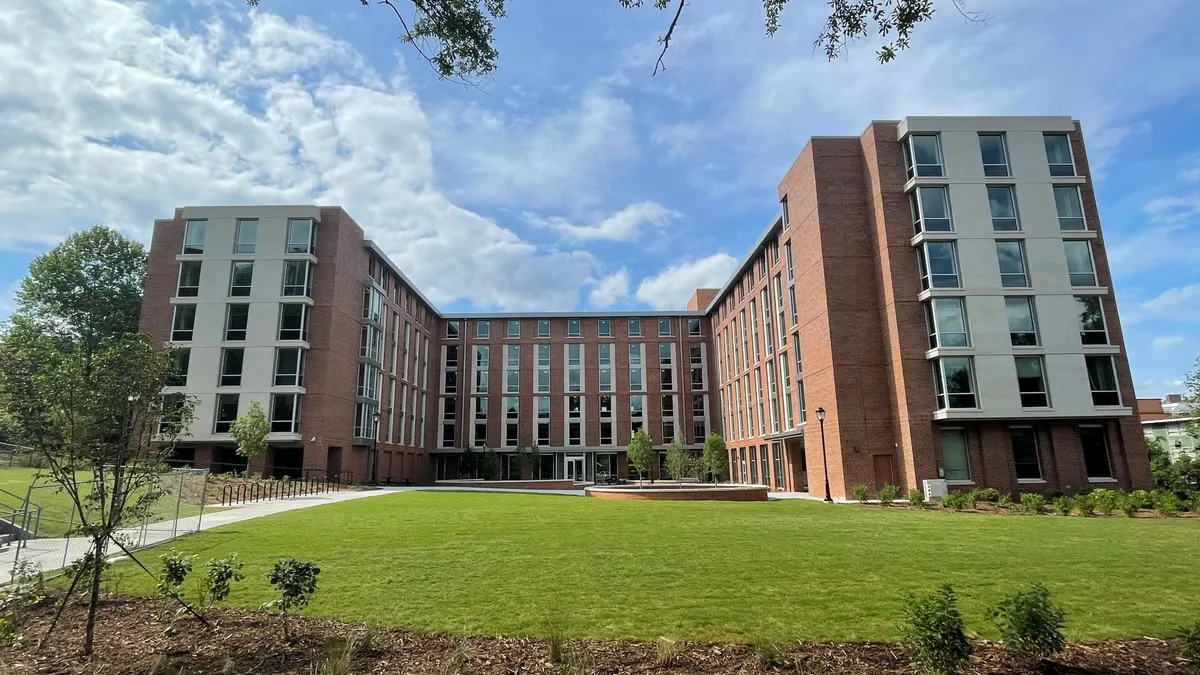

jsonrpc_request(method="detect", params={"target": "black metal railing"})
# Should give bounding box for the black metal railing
[220,475,342,506]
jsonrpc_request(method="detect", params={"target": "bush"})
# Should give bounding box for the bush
[963,489,980,509]
[1128,489,1152,509]
[1020,493,1046,515]
[1091,489,1119,516]
[852,484,870,504]
[878,484,898,506]
[997,494,1016,511]
[975,488,1002,503]
[0,561,43,648]
[157,550,195,602]
[908,487,926,508]
[655,637,679,666]
[1177,621,1200,673]
[200,554,245,610]
[262,558,321,641]
[1073,493,1095,517]
[1051,496,1072,516]
[900,585,973,675]
[1118,492,1139,517]
[989,584,1066,658]
[941,492,967,511]
[1152,489,1182,516]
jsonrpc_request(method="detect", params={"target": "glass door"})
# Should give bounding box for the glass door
[566,456,584,482]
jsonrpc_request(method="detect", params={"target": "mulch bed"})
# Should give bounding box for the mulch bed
[3,594,1191,674]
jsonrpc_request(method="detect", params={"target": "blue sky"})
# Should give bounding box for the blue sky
[1,0,1199,396]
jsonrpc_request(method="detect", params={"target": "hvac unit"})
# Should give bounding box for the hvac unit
[923,479,949,502]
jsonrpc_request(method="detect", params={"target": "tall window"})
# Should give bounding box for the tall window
[1053,186,1086,230]
[441,398,456,448]
[171,305,196,341]
[661,394,675,443]
[504,397,519,447]
[473,397,488,446]
[567,396,582,445]
[784,242,794,283]
[1005,297,1039,346]
[978,133,1009,177]
[918,241,960,289]
[537,343,550,393]
[690,344,704,391]
[1065,241,1097,286]
[177,262,201,297]
[939,428,970,481]
[567,319,581,338]
[749,300,760,363]
[507,320,520,339]
[767,364,780,434]
[536,397,551,446]
[286,218,315,254]
[692,396,707,441]
[659,343,674,392]
[933,357,977,409]
[476,320,490,339]
[598,319,611,337]
[444,345,459,394]
[903,134,943,178]
[781,195,790,227]
[1044,134,1075,176]
[1010,427,1042,480]
[599,343,613,392]
[182,221,206,254]
[229,261,253,297]
[599,395,614,445]
[1079,426,1112,479]
[987,186,1019,231]
[234,220,257,254]
[274,347,307,386]
[909,186,952,233]
[357,363,380,400]
[271,394,302,433]
[658,318,672,336]
[167,349,190,387]
[1085,356,1120,406]
[996,241,1029,287]
[474,345,490,393]
[282,260,312,297]
[567,344,582,392]
[779,358,794,429]
[1014,356,1049,407]
[1075,296,1108,345]
[630,395,644,435]
[505,345,519,393]
[214,394,239,433]
[278,304,308,341]
[925,298,969,348]
[538,319,551,338]
[219,348,244,387]
[629,343,644,392]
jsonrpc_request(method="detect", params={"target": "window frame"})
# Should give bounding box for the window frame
[476,320,490,339]
[234,219,258,255]
[214,393,239,434]
[538,319,551,338]
[225,303,249,341]
[687,318,701,337]
[219,348,244,387]
[1004,296,1039,346]
[1085,355,1121,406]
[278,303,310,342]
[939,427,971,482]
[933,356,978,410]
[987,185,1020,231]
[285,218,316,255]
[1064,241,1098,287]
[1009,426,1043,481]
[1014,356,1050,408]
[918,241,961,289]
[270,393,302,433]
[628,318,642,337]
[567,319,581,338]
[924,297,969,349]
[658,318,671,337]
[177,261,201,297]
[1074,296,1109,345]
[506,320,520,339]
[446,320,460,338]
[182,220,206,255]
[1053,185,1086,231]
[996,240,1030,288]
[903,133,944,178]
[978,133,1010,177]
[229,261,254,297]
[171,305,196,342]
[1044,133,1076,177]
[274,347,307,387]
[281,260,312,297]
[1079,425,1113,479]
[909,186,953,233]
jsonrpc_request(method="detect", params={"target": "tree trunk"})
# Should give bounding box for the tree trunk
[83,535,107,655]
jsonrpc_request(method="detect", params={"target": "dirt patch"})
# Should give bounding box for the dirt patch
[850,503,1200,519]
[3,595,1192,674]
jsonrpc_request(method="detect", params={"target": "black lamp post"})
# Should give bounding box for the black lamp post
[370,410,381,485]
[816,407,832,503]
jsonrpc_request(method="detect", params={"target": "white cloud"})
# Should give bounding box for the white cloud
[1139,284,1200,316]
[635,253,737,310]
[588,268,630,308]
[1153,336,1187,350]
[0,0,603,310]
[527,201,680,242]
[0,279,21,321]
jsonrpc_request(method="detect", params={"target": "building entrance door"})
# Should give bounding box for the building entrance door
[566,456,585,482]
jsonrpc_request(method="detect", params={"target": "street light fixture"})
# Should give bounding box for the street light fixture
[370,410,381,486]
[816,407,832,503]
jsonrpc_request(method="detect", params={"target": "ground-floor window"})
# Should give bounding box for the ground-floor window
[501,454,521,480]
[1080,425,1113,479]
[749,449,759,484]
[939,428,971,481]
[772,443,785,490]
[1009,426,1042,480]
[594,453,617,481]
[739,448,748,482]
[760,446,770,488]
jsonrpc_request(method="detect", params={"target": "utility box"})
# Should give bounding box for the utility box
[923,479,949,502]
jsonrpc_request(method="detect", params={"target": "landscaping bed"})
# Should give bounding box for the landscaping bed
[5,595,1193,675]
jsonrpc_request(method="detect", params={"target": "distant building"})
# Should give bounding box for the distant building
[1139,395,1198,461]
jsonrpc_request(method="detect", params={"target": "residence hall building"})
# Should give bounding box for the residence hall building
[141,116,1152,498]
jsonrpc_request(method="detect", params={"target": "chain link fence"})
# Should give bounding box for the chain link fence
[6,469,210,579]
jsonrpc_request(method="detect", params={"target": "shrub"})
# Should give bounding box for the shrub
[1091,489,1119,516]
[1177,621,1200,674]
[989,584,1066,658]
[1153,489,1182,516]
[975,488,1002,503]
[1073,493,1095,517]
[878,484,898,506]
[1128,489,1152,509]
[963,490,980,509]
[1191,494,1200,515]
[997,494,1016,511]
[852,484,870,504]
[1118,492,1139,517]
[908,487,926,508]
[262,558,321,641]
[200,554,245,610]
[0,560,44,648]
[899,585,972,675]
[547,616,566,664]
[655,637,679,666]
[313,636,358,675]
[157,550,195,602]
[753,641,788,668]
[1051,496,1073,516]
[1020,493,1046,515]
[941,492,967,511]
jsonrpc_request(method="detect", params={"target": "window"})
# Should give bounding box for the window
[692,395,707,441]
[507,320,520,338]
[177,262,201,297]
[182,221,206,254]
[271,394,302,433]
[537,343,550,393]
[1044,134,1075,176]
[474,345,490,394]
[568,319,581,338]
[1064,241,1097,286]
[690,344,704,391]
[219,348,244,387]
[630,395,644,435]
[599,395,614,445]
[286,219,315,254]
[568,396,582,446]
[628,318,642,337]
[934,357,977,409]
[1014,356,1049,407]
[1005,297,1039,346]
[282,260,312,297]
[1079,426,1112,479]
[903,134,943,178]
[278,304,309,341]
[473,397,488,447]
[784,242,794,283]
[995,241,1029,287]
[598,319,611,337]
[924,298,969,348]
[939,428,970,481]
[1010,427,1042,480]
[918,241,960,289]
[158,394,187,435]
[1075,296,1108,345]
[357,363,380,400]
[662,394,675,443]
[538,319,550,338]
[274,347,307,387]
[234,220,257,254]
[567,344,582,392]
[781,195,790,227]
[658,318,671,336]
[167,348,190,387]
[1085,356,1120,406]
[1053,186,1086,231]
[505,345,519,393]
[630,368,643,392]
[362,287,384,325]
[504,397,519,447]
[214,394,239,434]
[218,303,246,341]
[987,186,1019,231]
[978,133,1009,177]
[171,305,196,341]
[229,261,253,297]
[599,343,613,392]
[476,321,490,339]
[446,320,460,338]
[441,398,456,448]
[909,186,952,233]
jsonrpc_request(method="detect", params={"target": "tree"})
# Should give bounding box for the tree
[663,438,695,486]
[262,559,321,641]
[247,0,980,81]
[627,428,654,482]
[231,401,270,459]
[480,447,500,480]
[1184,355,1200,441]
[701,434,728,483]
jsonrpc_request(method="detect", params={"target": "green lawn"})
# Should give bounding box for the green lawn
[105,491,1200,643]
